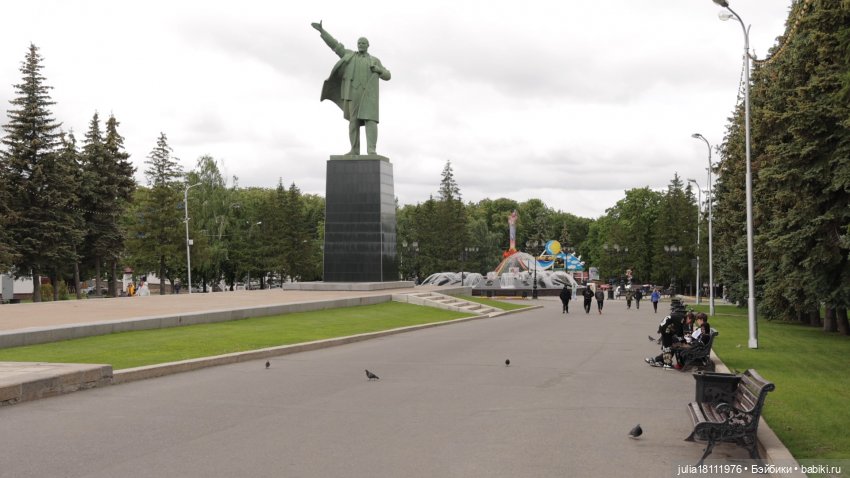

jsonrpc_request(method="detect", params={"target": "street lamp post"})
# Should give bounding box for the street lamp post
[184,183,201,295]
[688,179,702,305]
[461,246,479,288]
[526,240,540,299]
[664,245,682,294]
[712,0,758,348]
[244,221,262,290]
[692,133,715,316]
[402,241,419,283]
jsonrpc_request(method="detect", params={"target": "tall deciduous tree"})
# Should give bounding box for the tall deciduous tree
[0,44,78,301]
[185,155,232,290]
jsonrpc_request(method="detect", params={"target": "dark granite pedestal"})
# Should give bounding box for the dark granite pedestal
[323,155,398,282]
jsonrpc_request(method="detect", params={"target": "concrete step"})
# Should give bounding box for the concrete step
[392,292,501,317]
[0,362,112,406]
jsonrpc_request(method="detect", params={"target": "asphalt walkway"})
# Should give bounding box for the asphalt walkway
[0,291,800,477]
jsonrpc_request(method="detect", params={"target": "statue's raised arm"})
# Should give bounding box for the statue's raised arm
[312,20,344,56]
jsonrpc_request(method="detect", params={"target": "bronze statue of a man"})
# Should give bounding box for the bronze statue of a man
[312,21,391,156]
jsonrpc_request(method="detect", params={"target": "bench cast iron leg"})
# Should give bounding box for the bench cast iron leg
[697,441,716,466]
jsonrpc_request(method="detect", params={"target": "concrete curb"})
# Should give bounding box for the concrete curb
[489,304,543,317]
[709,350,804,477]
[113,311,506,385]
[113,304,541,385]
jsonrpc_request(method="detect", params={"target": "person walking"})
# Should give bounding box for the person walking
[582,285,594,314]
[594,287,605,315]
[137,278,150,297]
[634,288,643,310]
[651,288,661,313]
[625,288,633,310]
[559,284,571,314]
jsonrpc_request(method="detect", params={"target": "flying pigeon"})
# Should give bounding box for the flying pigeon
[628,424,643,439]
[265,360,270,369]
[365,369,380,380]
[505,359,511,367]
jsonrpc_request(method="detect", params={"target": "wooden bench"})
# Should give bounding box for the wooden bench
[677,328,718,372]
[685,369,775,465]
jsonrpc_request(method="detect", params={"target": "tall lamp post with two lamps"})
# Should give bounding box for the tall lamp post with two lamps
[711,0,758,348]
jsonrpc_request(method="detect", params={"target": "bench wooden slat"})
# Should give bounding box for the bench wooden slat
[685,369,775,465]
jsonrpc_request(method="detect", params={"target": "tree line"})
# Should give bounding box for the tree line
[3,8,848,339]
[711,1,849,332]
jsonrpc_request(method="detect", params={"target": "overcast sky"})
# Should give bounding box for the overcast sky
[1,0,793,218]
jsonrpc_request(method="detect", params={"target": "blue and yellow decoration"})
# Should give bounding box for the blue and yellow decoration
[535,240,584,271]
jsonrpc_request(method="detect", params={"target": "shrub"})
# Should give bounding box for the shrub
[40,282,54,301]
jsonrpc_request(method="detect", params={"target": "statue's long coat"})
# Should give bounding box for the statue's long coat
[320,44,390,123]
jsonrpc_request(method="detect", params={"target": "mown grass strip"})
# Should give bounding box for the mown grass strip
[0,302,470,370]
[459,295,532,311]
[690,303,850,461]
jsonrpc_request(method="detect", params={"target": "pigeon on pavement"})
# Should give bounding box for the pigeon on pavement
[648,335,657,342]
[365,369,380,380]
[628,424,643,439]
[265,361,270,369]
[505,359,510,367]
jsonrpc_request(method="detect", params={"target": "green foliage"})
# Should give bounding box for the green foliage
[78,112,134,295]
[40,282,54,301]
[712,1,850,320]
[0,44,80,301]
[57,280,70,300]
[127,133,184,292]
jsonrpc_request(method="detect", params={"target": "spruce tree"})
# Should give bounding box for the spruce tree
[133,133,184,294]
[79,112,110,296]
[751,1,850,324]
[0,44,78,301]
[102,114,136,294]
[435,161,467,273]
[58,131,86,299]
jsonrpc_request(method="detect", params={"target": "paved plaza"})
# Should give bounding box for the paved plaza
[0,291,797,477]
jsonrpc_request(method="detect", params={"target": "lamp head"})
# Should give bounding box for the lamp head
[691,133,701,139]
[718,11,734,21]
[712,0,729,7]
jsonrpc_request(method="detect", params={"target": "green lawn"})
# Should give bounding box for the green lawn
[691,303,850,461]
[460,295,532,311]
[0,302,470,370]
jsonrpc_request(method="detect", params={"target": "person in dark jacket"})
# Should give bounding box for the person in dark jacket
[582,285,595,314]
[594,287,605,314]
[634,288,643,309]
[559,285,571,314]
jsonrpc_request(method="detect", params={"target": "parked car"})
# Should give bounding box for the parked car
[83,285,109,296]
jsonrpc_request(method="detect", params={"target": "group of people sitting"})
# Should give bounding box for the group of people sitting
[645,298,712,370]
